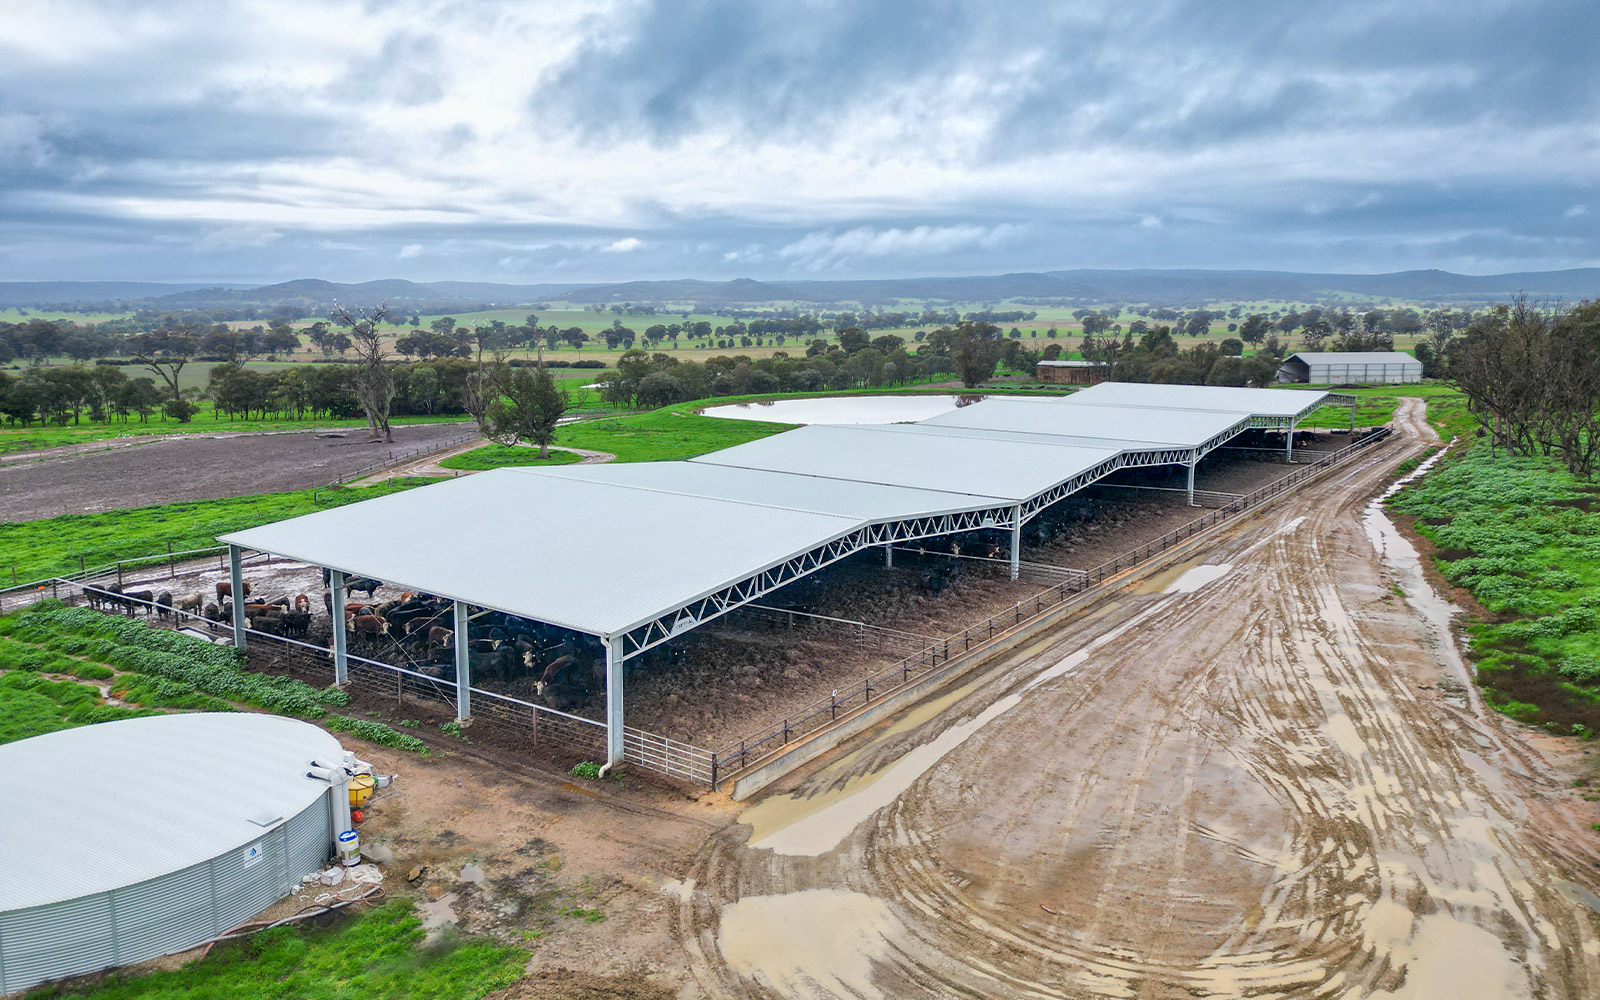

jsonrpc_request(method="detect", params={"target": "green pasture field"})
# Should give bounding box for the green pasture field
[1390,427,1600,736]
[438,445,584,471]
[0,478,436,583]
[16,898,522,1000]
[1296,384,1460,430]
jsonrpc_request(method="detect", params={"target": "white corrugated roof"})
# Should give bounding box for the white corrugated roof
[1059,381,1330,418]
[540,461,986,521]
[922,396,1248,448]
[691,423,1121,501]
[220,384,1341,637]
[1284,351,1420,365]
[0,714,341,911]
[224,469,862,635]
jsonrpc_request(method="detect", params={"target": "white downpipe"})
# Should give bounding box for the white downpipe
[228,544,248,651]
[600,635,623,774]
[330,570,348,685]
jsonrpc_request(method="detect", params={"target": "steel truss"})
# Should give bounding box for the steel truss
[617,504,1015,659]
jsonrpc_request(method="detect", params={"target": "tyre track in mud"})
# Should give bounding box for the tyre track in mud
[676,399,1600,999]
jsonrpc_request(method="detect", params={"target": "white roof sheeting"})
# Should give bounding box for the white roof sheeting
[541,461,986,521]
[0,714,341,911]
[1059,381,1329,418]
[220,384,1341,637]
[223,469,861,635]
[691,423,1120,501]
[922,396,1248,448]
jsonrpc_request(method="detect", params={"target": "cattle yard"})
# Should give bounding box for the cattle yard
[4,413,1381,794]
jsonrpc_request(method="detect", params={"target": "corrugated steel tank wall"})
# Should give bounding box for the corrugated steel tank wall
[0,787,332,994]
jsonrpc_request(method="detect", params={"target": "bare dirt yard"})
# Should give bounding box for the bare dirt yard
[669,400,1600,998]
[0,421,469,521]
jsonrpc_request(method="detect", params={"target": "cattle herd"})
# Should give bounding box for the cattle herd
[81,573,611,710]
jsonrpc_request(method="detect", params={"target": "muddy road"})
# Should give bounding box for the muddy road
[674,399,1600,999]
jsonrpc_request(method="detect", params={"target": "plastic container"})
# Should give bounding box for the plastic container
[336,829,361,867]
[348,774,375,808]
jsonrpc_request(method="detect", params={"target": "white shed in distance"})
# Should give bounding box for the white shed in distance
[1278,351,1422,384]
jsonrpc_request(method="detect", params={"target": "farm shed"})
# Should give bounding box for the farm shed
[1036,360,1111,385]
[218,384,1352,776]
[0,714,347,993]
[1277,351,1422,384]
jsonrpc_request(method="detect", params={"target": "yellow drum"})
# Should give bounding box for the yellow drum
[348,774,376,808]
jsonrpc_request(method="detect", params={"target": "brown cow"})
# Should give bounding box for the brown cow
[347,614,388,641]
[427,626,454,648]
[216,580,253,602]
[293,593,311,612]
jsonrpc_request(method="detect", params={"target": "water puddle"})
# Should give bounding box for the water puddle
[1360,446,1466,680]
[702,394,981,425]
[1163,563,1233,594]
[742,602,1167,856]
[1556,880,1600,917]
[1376,912,1529,999]
[718,889,904,999]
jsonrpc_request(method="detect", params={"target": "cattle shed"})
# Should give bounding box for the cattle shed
[0,714,346,993]
[1277,351,1422,384]
[218,383,1353,775]
[1036,359,1110,384]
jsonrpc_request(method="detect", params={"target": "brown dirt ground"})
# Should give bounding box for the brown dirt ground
[0,421,469,521]
[671,399,1600,999]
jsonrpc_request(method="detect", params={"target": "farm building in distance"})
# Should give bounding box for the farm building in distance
[1036,359,1111,385]
[1277,351,1422,384]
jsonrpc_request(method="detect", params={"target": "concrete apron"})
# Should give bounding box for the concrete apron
[726,434,1397,800]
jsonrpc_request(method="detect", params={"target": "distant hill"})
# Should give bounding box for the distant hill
[0,267,1594,311]
[0,281,247,307]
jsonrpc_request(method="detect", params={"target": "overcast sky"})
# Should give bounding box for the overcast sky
[2,0,1596,284]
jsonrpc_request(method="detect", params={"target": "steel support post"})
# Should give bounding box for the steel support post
[1010,505,1022,581]
[227,544,248,651]
[1286,418,1297,462]
[604,636,624,767]
[1187,461,1197,506]
[453,599,471,722]
[884,544,893,569]
[330,570,349,685]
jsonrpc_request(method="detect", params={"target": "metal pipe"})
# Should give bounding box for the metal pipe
[1286,418,1296,462]
[884,544,893,569]
[227,544,247,651]
[453,599,471,722]
[601,635,623,771]
[330,570,349,685]
[1187,461,1197,506]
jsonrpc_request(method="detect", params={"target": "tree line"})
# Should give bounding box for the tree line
[1447,296,1600,476]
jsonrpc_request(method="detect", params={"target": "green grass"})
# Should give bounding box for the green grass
[0,669,157,745]
[22,899,524,1000]
[1296,383,1461,430]
[438,445,583,471]
[1,478,437,583]
[0,603,429,754]
[555,401,795,463]
[1390,433,1600,734]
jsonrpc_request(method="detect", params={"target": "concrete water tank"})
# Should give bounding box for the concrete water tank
[0,713,346,993]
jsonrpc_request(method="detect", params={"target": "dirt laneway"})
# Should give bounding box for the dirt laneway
[672,399,1600,999]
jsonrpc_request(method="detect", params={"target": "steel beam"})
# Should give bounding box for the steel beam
[1187,461,1197,506]
[330,569,349,685]
[227,544,247,651]
[1010,505,1022,580]
[453,598,471,722]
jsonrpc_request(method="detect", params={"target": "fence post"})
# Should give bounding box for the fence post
[79,555,86,576]
[831,692,838,721]
[782,719,789,745]
[710,753,718,790]
[168,542,174,578]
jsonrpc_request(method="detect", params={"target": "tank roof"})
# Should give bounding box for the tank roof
[0,713,342,911]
